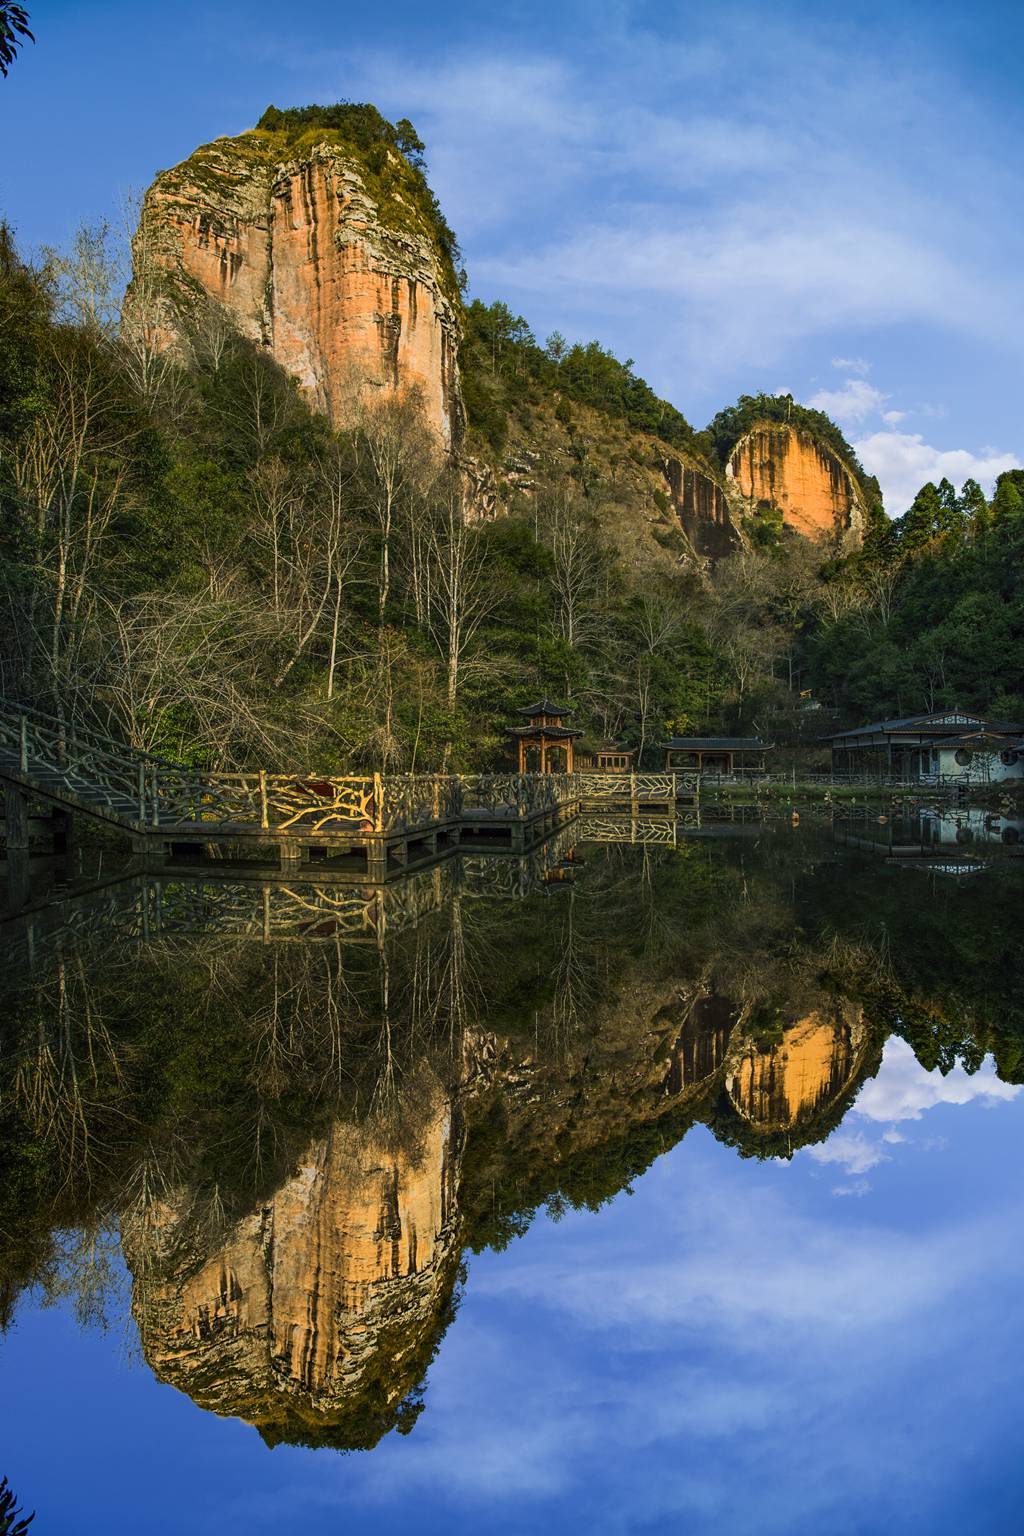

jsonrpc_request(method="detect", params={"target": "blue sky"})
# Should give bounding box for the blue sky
[3,1038,1023,1534]
[2,0,1022,509]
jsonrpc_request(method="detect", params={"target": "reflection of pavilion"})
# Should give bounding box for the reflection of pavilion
[507,700,582,774]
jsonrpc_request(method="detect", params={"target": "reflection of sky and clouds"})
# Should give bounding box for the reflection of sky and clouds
[4,1044,1023,1534]
[803,1040,1021,1188]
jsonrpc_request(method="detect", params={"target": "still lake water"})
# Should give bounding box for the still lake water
[1,809,1023,1534]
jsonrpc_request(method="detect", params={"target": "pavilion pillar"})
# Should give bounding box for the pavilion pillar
[567,740,574,773]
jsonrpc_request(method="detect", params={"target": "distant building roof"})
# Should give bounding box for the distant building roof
[516,699,573,717]
[930,731,1024,749]
[826,711,1024,744]
[663,737,769,751]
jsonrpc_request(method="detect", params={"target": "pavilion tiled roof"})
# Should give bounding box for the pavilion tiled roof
[663,737,769,750]
[826,712,1023,743]
[508,724,581,740]
[516,699,573,717]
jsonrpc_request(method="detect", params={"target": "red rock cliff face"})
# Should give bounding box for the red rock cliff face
[131,136,462,445]
[727,424,865,542]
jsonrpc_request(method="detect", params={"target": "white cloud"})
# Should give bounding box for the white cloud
[832,356,872,375]
[854,430,1022,515]
[279,21,1024,403]
[804,1131,888,1176]
[853,1039,1021,1124]
[808,378,888,426]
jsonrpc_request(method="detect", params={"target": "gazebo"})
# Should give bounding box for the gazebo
[508,700,582,774]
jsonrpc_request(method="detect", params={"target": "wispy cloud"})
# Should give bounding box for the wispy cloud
[323,1143,1024,1533]
[266,13,1024,413]
[832,356,872,375]
[805,1131,889,1176]
[809,379,889,426]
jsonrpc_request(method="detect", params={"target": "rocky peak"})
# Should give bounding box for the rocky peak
[128,122,463,444]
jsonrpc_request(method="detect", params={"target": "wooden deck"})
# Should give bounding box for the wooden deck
[0,702,698,880]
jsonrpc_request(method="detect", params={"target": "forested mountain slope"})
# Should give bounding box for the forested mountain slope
[1,100,1020,769]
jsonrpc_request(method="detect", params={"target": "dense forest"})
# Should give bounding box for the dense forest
[1,138,1022,772]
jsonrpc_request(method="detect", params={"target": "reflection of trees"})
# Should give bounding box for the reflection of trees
[2,830,1022,1445]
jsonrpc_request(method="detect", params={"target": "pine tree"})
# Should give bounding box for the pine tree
[0,1477,34,1535]
[895,482,942,551]
[935,477,967,538]
[991,470,1024,525]
[958,476,989,536]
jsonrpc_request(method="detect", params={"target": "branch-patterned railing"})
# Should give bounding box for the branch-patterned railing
[1,701,700,838]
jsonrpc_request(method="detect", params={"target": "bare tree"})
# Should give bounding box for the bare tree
[95,591,296,765]
[42,220,123,337]
[352,394,436,622]
[541,490,604,651]
[10,327,143,705]
[267,448,362,696]
[425,471,497,716]
[118,188,178,405]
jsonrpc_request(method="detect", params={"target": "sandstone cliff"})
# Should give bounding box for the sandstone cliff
[662,454,740,559]
[726,422,866,542]
[129,127,462,444]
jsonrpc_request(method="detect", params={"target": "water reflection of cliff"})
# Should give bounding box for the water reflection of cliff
[2,823,1021,1451]
[128,1078,460,1448]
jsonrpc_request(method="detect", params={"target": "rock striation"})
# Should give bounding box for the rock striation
[130,132,462,444]
[661,455,741,559]
[727,422,866,542]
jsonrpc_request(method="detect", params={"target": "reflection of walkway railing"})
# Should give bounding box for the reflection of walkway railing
[2,810,719,974]
[0,829,586,973]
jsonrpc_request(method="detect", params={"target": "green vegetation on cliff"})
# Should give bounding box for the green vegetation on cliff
[809,472,1024,721]
[254,100,463,290]
[460,297,703,458]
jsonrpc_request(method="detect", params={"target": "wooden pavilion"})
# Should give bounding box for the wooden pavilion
[508,700,582,774]
[579,742,636,772]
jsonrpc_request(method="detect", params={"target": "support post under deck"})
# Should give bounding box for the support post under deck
[3,784,30,851]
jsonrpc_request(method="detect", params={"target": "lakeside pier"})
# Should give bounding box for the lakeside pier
[0,703,696,881]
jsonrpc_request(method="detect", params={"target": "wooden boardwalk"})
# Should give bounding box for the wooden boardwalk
[0,702,698,879]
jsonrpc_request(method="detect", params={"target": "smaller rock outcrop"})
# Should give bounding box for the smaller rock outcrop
[725,1002,869,1133]
[726,422,866,543]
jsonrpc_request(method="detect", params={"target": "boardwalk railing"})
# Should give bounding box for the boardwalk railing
[1,701,701,840]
